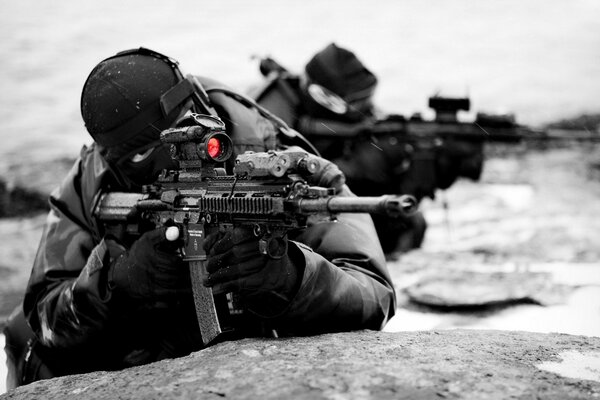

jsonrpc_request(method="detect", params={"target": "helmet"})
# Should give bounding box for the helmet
[81,48,216,187]
[302,43,377,121]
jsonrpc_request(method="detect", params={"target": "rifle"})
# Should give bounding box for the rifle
[296,96,530,143]
[94,113,417,346]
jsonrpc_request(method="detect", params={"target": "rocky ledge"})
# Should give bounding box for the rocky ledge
[2,330,599,399]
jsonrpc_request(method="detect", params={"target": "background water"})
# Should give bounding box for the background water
[1,0,600,394]
[1,0,599,168]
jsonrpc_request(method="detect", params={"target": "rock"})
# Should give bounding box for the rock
[0,157,74,218]
[404,270,572,308]
[0,180,47,218]
[2,330,600,399]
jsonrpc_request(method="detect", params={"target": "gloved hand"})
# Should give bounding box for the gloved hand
[306,155,346,193]
[435,139,483,189]
[107,227,190,301]
[203,227,304,316]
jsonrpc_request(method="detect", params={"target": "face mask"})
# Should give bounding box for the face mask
[99,107,192,190]
[113,143,177,188]
[99,100,208,189]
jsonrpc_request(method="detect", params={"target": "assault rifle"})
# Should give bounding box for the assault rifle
[94,113,417,346]
[296,94,600,147]
[296,96,531,144]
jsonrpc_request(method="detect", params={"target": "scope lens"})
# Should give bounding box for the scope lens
[207,137,222,159]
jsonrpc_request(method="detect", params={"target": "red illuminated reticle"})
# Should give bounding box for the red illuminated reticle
[207,137,222,159]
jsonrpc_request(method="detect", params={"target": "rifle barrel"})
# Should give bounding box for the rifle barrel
[296,195,417,218]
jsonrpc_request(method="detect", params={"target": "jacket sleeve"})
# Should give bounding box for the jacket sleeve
[23,146,116,349]
[278,186,397,334]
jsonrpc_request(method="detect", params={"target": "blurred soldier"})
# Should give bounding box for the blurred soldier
[3,47,395,388]
[251,43,483,255]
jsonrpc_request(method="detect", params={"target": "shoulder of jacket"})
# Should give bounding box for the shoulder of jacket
[50,143,109,228]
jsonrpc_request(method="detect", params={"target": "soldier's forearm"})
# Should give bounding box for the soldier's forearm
[278,247,396,334]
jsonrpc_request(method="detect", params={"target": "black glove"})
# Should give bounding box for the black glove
[107,227,190,301]
[436,139,483,189]
[306,155,346,192]
[203,227,304,316]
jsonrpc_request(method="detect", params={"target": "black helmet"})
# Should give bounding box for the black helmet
[81,47,216,164]
[302,43,377,121]
[305,43,377,101]
[81,48,218,187]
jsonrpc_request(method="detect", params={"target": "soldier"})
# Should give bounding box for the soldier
[3,48,395,388]
[251,43,483,256]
